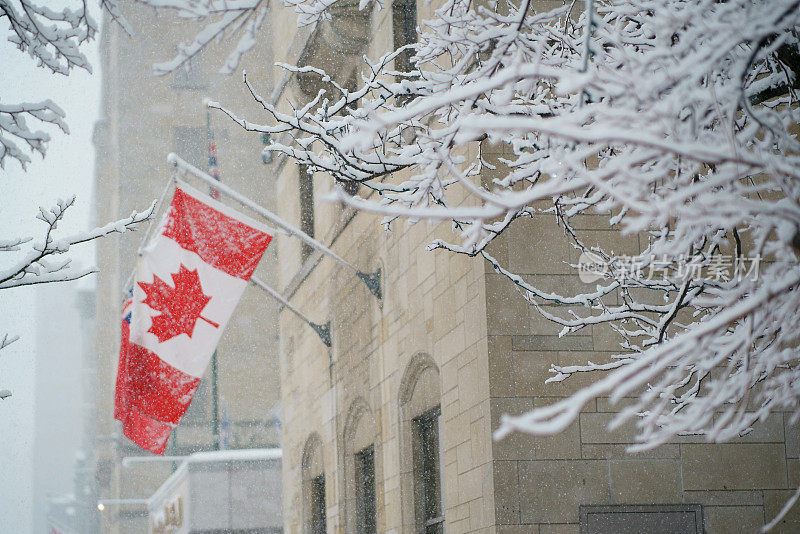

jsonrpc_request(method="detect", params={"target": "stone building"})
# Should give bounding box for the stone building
[92,2,282,532]
[264,1,800,534]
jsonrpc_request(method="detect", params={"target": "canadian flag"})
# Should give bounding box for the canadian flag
[115,183,273,454]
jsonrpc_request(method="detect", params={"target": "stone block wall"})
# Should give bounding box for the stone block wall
[267,2,800,534]
[483,147,800,533]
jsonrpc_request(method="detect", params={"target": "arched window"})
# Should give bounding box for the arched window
[398,353,443,534]
[343,399,378,534]
[302,434,326,534]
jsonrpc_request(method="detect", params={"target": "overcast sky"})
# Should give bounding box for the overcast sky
[0,13,100,531]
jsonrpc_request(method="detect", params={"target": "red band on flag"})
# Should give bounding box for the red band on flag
[162,188,272,279]
[122,408,174,455]
[125,344,201,425]
[114,299,133,422]
[113,329,130,421]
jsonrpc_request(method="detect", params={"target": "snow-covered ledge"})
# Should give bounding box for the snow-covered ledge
[146,448,283,534]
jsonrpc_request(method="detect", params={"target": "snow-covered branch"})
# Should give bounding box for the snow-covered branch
[0,100,67,169]
[135,0,269,75]
[0,197,154,398]
[200,0,800,457]
[0,198,156,290]
[0,0,127,168]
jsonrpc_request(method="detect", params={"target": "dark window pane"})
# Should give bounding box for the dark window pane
[355,445,377,534]
[173,126,205,171]
[580,505,703,534]
[392,0,418,73]
[299,165,315,261]
[414,408,443,533]
[311,475,326,534]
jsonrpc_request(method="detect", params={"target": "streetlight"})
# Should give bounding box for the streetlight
[96,498,148,511]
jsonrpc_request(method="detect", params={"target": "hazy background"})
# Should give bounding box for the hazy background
[0,12,100,532]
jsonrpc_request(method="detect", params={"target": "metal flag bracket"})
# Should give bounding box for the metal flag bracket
[250,275,332,347]
[356,267,382,300]
[309,321,332,348]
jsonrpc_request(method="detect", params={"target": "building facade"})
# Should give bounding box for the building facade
[146,449,283,534]
[266,2,800,534]
[93,2,282,532]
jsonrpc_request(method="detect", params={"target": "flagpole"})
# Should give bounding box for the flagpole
[168,153,382,300]
[206,111,222,451]
[250,275,331,347]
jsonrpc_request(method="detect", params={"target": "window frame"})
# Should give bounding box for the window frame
[302,434,326,534]
[398,354,442,534]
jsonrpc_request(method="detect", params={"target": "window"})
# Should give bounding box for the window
[310,475,327,534]
[398,354,442,534]
[173,126,205,171]
[344,400,377,534]
[414,408,443,534]
[392,0,418,73]
[172,50,205,89]
[299,164,315,262]
[355,445,377,534]
[303,434,326,534]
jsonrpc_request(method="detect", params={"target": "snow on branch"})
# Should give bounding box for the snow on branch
[0,198,156,290]
[136,0,269,75]
[0,0,128,168]
[202,0,800,460]
[1,0,97,76]
[0,196,153,405]
[0,334,19,400]
[0,100,67,169]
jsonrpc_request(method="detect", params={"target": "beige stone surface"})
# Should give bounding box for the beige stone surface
[579,413,637,444]
[496,526,541,534]
[505,215,574,276]
[703,506,765,534]
[682,490,763,506]
[608,460,682,504]
[785,415,800,458]
[538,525,579,534]
[494,461,521,524]
[681,444,788,490]
[518,460,610,524]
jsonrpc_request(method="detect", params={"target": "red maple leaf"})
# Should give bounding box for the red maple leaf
[138,265,219,343]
